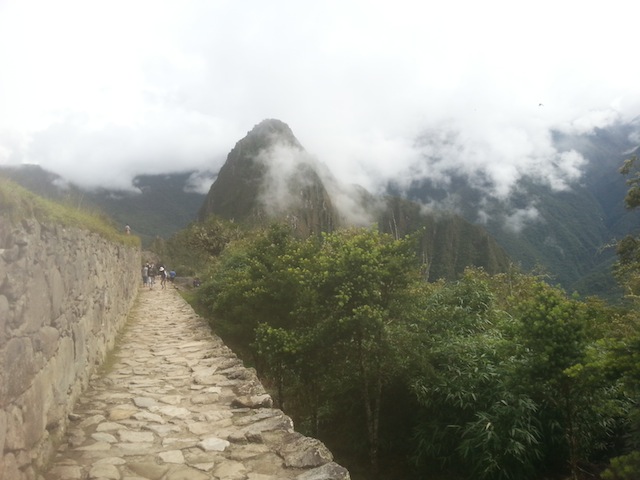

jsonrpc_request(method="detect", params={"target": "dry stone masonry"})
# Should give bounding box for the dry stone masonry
[43,285,350,480]
[0,217,140,480]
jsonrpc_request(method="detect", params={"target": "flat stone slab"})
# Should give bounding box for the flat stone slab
[197,436,230,452]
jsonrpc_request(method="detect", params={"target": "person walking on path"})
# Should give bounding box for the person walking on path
[159,266,167,289]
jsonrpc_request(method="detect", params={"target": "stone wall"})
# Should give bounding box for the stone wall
[0,216,140,479]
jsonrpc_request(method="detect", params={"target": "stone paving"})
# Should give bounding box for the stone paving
[43,285,350,480]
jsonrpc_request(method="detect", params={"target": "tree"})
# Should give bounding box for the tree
[410,270,544,480]
[301,228,422,475]
[200,223,303,343]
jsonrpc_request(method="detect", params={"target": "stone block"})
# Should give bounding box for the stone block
[48,335,76,405]
[4,404,25,450]
[2,337,35,400]
[277,433,334,468]
[0,452,22,480]
[33,326,60,359]
[21,370,52,449]
[48,267,65,317]
[22,267,51,329]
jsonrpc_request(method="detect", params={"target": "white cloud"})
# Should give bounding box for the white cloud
[0,0,639,200]
[504,205,542,234]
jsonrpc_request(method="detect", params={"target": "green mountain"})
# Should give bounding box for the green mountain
[198,119,339,237]
[398,120,640,296]
[199,119,512,280]
[0,166,206,245]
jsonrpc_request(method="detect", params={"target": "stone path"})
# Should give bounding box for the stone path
[43,285,350,480]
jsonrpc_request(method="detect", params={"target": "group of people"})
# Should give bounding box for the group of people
[141,262,176,289]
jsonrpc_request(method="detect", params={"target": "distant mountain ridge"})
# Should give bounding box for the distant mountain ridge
[0,165,206,244]
[4,117,639,294]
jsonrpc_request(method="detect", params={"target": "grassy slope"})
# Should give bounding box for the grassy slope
[0,176,140,248]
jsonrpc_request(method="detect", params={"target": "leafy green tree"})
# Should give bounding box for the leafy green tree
[300,228,422,474]
[200,223,303,343]
[513,282,593,478]
[409,269,635,480]
[410,271,543,480]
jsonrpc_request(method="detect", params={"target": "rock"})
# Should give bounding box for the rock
[150,406,192,419]
[76,441,112,451]
[108,405,138,421]
[133,397,158,408]
[89,463,120,479]
[231,394,273,409]
[47,464,83,479]
[78,414,106,430]
[132,411,165,423]
[159,395,182,405]
[163,465,210,480]
[278,434,334,468]
[96,422,124,432]
[117,430,155,443]
[197,436,230,452]
[295,462,352,480]
[190,462,215,472]
[158,450,185,464]
[91,432,118,443]
[190,393,219,404]
[213,459,248,479]
[94,457,126,465]
[127,461,169,480]
[186,421,216,435]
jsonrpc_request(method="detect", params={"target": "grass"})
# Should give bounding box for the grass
[0,176,140,247]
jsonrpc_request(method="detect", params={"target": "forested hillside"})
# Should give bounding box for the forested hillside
[400,120,640,297]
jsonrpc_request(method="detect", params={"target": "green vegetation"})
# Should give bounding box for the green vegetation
[158,215,639,480]
[150,215,243,276]
[0,176,140,247]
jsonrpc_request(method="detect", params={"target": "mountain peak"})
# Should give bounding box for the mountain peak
[198,119,337,235]
[248,118,298,141]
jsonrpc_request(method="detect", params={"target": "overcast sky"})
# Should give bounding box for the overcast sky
[1,0,639,197]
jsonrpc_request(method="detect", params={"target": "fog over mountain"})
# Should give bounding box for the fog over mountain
[1,0,639,207]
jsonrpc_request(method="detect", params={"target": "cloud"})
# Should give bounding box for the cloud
[22,110,234,191]
[254,139,377,227]
[0,0,639,207]
[255,143,313,217]
[185,171,217,195]
[503,204,542,234]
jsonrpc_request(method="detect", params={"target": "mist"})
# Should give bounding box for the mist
[1,0,639,214]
